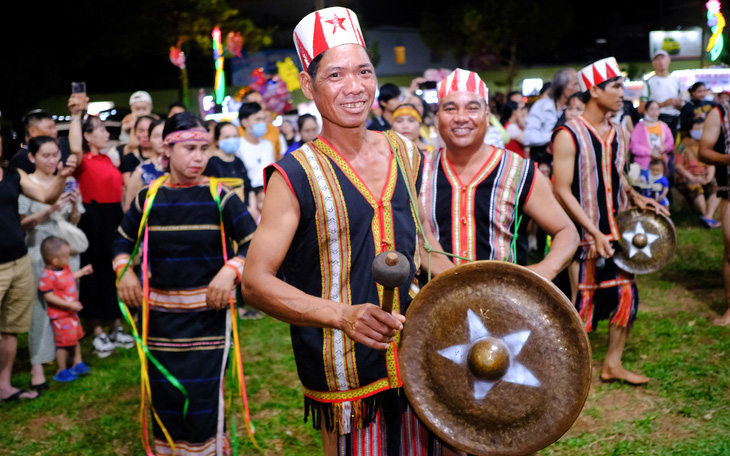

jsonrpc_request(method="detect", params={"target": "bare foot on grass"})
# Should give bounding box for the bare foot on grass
[600,364,650,385]
[714,312,730,326]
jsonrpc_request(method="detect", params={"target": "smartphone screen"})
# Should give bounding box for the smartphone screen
[71,82,86,93]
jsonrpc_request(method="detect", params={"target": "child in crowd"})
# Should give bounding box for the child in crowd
[674,118,721,228]
[38,236,94,382]
[640,158,670,207]
[564,92,585,123]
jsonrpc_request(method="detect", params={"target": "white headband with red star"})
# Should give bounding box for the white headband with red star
[578,57,621,92]
[437,68,489,102]
[293,7,366,72]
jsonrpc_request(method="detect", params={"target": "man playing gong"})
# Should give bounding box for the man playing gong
[419,68,579,280]
[242,6,450,455]
[552,57,668,384]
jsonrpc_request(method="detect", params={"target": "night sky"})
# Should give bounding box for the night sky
[0,0,717,134]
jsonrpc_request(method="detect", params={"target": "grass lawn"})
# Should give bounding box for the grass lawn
[1,208,728,455]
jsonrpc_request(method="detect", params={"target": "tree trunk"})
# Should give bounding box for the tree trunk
[506,38,518,93]
[181,67,189,109]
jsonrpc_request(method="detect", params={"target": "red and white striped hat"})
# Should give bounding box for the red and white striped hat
[578,57,621,92]
[437,69,489,102]
[293,7,366,72]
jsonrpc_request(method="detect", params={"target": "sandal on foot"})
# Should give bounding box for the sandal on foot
[1,389,38,403]
[700,217,721,229]
[69,362,90,376]
[31,382,49,394]
[53,369,78,383]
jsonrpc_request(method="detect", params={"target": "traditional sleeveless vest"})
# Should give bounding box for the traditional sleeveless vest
[559,116,628,258]
[264,131,421,434]
[420,147,536,266]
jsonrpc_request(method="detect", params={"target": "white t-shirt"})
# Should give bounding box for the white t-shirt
[236,137,275,188]
[505,122,523,140]
[640,74,682,117]
[484,126,505,148]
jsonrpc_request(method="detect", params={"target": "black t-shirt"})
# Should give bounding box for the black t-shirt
[0,167,28,263]
[118,150,145,174]
[203,156,253,205]
[367,116,390,131]
[679,99,716,133]
[8,137,72,174]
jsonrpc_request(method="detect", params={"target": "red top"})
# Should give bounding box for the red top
[74,152,123,204]
[39,265,77,319]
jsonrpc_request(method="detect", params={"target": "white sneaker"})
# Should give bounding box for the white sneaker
[109,326,135,349]
[93,333,116,357]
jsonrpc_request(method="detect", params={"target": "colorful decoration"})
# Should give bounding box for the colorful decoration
[169,45,189,109]
[276,57,301,92]
[212,26,226,106]
[706,1,726,61]
[226,31,243,58]
[169,46,186,69]
[262,74,293,115]
[249,67,267,92]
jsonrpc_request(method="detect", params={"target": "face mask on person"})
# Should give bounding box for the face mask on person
[690,130,703,140]
[644,115,658,122]
[705,94,715,102]
[251,122,267,138]
[219,137,241,155]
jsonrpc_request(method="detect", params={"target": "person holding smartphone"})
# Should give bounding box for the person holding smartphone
[0,125,77,402]
[18,136,84,391]
[67,90,135,357]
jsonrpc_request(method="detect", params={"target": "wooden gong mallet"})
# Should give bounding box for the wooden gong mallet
[371,251,411,316]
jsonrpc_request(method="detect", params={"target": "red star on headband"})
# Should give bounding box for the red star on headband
[325,14,347,34]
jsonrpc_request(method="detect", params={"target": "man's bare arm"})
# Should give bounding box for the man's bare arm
[417,194,454,278]
[699,108,730,166]
[522,171,579,280]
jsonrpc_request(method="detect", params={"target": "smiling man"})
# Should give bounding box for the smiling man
[242,7,446,455]
[419,69,578,280]
[552,57,668,385]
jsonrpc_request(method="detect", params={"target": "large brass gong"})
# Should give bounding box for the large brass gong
[400,261,591,456]
[612,208,677,275]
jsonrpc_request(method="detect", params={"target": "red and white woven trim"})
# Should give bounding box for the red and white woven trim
[164,129,209,144]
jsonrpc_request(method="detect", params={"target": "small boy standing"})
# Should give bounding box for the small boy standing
[39,236,94,382]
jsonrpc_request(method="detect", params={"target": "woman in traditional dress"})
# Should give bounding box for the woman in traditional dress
[113,112,257,455]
